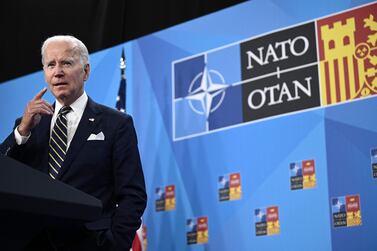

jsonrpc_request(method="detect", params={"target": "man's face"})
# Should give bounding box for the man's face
[43,40,89,105]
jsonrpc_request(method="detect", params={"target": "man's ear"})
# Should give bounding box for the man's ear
[83,63,90,81]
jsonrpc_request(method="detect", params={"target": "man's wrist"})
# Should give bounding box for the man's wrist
[17,124,30,136]
[14,126,31,145]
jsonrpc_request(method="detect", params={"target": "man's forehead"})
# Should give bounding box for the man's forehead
[44,53,76,62]
[44,48,78,60]
[46,41,77,53]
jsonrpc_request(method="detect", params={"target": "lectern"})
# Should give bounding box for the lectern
[0,155,102,250]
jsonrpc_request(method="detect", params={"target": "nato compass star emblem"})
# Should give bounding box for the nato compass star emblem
[334,199,343,210]
[290,163,301,175]
[255,209,266,221]
[186,65,228,119]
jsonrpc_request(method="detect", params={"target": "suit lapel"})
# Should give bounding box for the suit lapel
[56,98,101,180]
[37,114,53,174]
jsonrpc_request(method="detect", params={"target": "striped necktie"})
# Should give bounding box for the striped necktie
[48,106,72,179]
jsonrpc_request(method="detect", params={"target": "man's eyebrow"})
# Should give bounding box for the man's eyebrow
[62,57,75,62]
[45,57,75,64]
[45,59,54,65]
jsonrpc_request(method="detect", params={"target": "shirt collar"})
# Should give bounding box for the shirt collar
[54,91,88,116]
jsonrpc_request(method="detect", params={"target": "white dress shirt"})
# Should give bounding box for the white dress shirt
[15,92,88,150]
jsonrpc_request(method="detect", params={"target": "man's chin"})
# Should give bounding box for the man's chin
[53,92,69,102]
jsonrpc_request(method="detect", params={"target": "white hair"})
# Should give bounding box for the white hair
[41,35,89,66]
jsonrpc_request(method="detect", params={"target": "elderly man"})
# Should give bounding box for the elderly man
[0,35,147,251]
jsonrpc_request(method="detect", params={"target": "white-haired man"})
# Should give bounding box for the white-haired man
[0,35,147,251]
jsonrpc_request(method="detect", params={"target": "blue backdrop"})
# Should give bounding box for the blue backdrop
[1,0,377,250]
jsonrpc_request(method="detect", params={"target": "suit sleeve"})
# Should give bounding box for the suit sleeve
[0,131,17,156]
[111,115,147,250]
[0,118,24,158]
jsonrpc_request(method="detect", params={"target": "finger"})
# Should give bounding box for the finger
[32,87,48,101]
[38,103,54,115]
[30,102,54,114]
[34,99,54,113]
[29,106,53,116]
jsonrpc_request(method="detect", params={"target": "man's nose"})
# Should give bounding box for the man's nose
[53,65,64,77]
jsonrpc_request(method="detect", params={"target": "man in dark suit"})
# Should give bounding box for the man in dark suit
[0,35,147,251]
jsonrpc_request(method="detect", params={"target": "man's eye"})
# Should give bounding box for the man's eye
[63,61,72,66]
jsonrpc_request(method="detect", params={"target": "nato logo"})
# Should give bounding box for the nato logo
[173,22,320,141]
[172,46,243,141]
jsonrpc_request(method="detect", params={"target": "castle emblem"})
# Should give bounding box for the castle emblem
[318,5,377,105]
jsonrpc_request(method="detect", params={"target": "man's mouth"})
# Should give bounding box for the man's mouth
[53,82,68,87]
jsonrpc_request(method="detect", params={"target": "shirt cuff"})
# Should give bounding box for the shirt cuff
[14,126,31,145]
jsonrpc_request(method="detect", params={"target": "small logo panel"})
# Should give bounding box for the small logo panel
[218,172,242,201]
[254,206,280,236]
[331,194,362,228]
[186,216,209,245]
[290,159,316,190]
[155,185,176,212]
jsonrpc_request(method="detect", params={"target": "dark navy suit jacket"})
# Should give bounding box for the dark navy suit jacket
[0,97,147,250]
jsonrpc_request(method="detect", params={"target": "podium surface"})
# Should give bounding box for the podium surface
[0,155,103,250]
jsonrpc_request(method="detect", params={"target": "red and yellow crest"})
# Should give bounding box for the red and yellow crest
[317,3,377,105]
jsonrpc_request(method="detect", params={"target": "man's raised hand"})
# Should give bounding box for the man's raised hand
[18,87,54,136]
